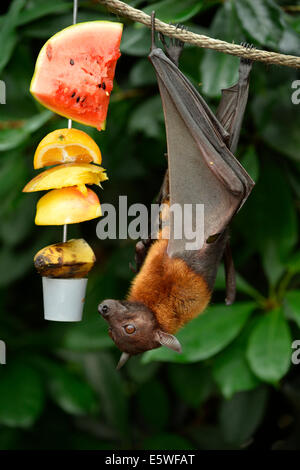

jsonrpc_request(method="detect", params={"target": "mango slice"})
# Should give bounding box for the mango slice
[23,163,107,193]
[35,186,101,225]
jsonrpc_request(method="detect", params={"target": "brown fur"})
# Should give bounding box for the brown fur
[128,238,211,334]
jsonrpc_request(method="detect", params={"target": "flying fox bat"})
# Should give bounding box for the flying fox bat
[98,14,255,369]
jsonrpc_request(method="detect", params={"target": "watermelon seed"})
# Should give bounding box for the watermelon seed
[76,96,80,103]
[71,92,76,98]
[102,82,106,90]
[82,97,86,103]
[70,59,74,65]
[97,84,101,88]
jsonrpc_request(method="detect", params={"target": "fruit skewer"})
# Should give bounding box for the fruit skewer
[22,0,123,320]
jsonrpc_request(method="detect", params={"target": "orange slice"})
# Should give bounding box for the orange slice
[33,128,102,169]
[23,163,107,193]
[35,186,101,225]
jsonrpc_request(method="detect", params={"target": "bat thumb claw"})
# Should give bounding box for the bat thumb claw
[225,296,235,306]
[129,262,137,274]
[151,11,156,51]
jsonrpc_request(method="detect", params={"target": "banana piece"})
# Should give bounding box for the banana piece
[34,239,96,278]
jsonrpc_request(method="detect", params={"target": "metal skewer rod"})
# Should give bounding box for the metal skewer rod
[63,0,78,243]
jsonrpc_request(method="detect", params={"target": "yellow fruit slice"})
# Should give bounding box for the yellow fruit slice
[23,163,108,192]
[34,238,96,278]
[33,128,102,169]
[35,186,101,225]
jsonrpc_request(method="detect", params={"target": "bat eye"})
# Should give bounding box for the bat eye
[124,324,136,335]
[108,328,113,338]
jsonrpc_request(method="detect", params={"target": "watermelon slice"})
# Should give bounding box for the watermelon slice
[30,21,123,130]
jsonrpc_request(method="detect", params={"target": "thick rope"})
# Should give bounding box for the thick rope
[98,0,300,69]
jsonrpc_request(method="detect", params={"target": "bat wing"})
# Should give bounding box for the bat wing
[148,47,254,257]
[216,53,253,154]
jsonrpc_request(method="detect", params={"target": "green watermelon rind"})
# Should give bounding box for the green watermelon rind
[30,21,123,130]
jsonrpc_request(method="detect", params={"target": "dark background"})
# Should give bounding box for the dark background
[0,0,300,450]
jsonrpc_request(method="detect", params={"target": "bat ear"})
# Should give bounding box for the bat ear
[116,352,131,370]
[156,330,182,353]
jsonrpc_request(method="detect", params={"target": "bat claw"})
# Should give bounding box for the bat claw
[129,262,137,274]
[225,297,234,306]
[158,31,166,43]
[173,23,185,48]
[159,23,185,66]
[240,42,254,65]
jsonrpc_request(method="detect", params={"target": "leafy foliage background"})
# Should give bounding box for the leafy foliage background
[0,0,300,450]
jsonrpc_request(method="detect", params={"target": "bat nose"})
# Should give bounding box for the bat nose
[98,303,110,317]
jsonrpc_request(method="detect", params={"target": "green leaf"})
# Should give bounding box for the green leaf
[168,363,214,407]
[284,290,300,328]
[202,52,239,99]
[179,45,203,85]
[285,251,300,274]
[233,0,284,49]
[17,0,72,26]
[290,15,300,35]
[0,128,28,152]
[35,358,99,416]
[142,433,194,450]
[219,386,268,445]
[83,352,129,440]
[262,241,287,288]
[22,110,53,133]
[201,2,242,97]
[0,248,34,287]
[126,355,160,384]
[22,11,110,38]
[137,380,169,430]
[240,146,259,182]
[213,321,261,399]
[0,151,26,191]
[59,316,113,352]
[252,85,300,162]
[0,111,52,151]
[0,196,35,247]
[129,59,157,87]
[143,0,204,23]
[247,308,292,383]
[279,26,300,56]
[0,0,26,74]
[0,43,37,120]
[143,302,255,364]
[237,159,298,283]
[121,26,151,56]
[0,224,54,287]
[0,361,44,428]
[129,95,164,138]
[214,265,263,301]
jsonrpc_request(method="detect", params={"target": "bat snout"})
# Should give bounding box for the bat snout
[98,299,126,319]
[98,299,115,318]
[98,303,110,318]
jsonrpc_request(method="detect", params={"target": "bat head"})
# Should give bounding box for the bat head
[98,299,182,368]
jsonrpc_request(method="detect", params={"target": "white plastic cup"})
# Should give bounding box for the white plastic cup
[42,277,88,322]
